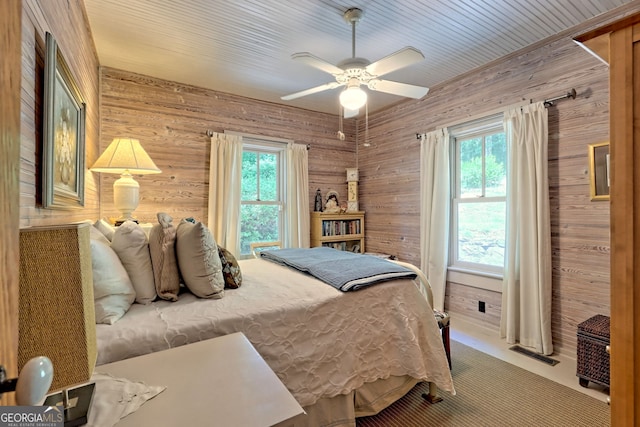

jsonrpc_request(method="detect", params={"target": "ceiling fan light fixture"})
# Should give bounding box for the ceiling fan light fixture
[340,82,367,110]
[282,6,429,110]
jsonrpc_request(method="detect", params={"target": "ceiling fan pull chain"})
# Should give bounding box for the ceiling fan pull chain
[364,103,370,147]
[337,102,345,141]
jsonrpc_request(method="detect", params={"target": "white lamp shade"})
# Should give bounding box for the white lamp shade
[91,138,161,175]
[340,84,367,110]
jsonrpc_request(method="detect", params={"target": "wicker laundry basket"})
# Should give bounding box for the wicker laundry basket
[576,314,610,388]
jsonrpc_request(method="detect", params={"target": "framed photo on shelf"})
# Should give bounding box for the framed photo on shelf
[588,141,609,201]
[42,32,86,209]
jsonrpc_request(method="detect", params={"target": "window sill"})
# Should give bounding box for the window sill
[446,267,503,293]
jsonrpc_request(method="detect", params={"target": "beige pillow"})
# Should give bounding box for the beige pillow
[89,237,136,324]
[176,219,225,299]
[111,221,157,304]
[148,213,180,301]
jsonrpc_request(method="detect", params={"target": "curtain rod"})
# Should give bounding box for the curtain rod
[205,129,310,149]
[543,88,577,107]
[415,88,577,139]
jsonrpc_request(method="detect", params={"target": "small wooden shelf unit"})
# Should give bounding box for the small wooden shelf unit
[311,211,365,253]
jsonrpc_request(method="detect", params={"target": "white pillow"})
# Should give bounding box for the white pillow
[175,219,224,299]
[89,237,136,324]
[90,224,111,246]
[111,221,157,304]
[93,219,115,242]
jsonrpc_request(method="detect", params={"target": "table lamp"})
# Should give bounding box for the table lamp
[91,137,161,224]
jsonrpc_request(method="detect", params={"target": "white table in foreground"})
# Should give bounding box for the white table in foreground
[97,332,305,426]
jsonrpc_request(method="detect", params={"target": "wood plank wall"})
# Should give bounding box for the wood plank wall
[356,5,640,355]
[99,67,356,224]
[20,0,100,227]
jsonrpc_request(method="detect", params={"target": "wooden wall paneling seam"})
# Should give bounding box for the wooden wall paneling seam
[634,36,640,424]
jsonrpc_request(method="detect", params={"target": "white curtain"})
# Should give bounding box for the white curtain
[207,132,242,257]
[501,102,553,355]
[419,128,450,311]
[285,144,310,248]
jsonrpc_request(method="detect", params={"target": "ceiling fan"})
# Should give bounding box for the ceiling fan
[281,7,429,117]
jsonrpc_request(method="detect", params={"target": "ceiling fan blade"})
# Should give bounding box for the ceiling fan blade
[344,108,359,119]
[291,52,344,75]
[281,82,342,101]
[365,47,425,77]
[368,79,429,99]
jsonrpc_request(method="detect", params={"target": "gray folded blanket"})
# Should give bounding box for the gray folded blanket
[260,247,416,291]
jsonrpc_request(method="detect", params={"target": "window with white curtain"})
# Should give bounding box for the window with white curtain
[240,139,285,256]
[450,114,507,276]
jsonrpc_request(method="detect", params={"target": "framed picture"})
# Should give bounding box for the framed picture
[588,142,610,201]
[42,32,86,209]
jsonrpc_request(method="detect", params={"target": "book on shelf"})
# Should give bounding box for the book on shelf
[322,219,361,236]
[321,241,361,253]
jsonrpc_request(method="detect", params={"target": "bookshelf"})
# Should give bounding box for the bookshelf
[310,211,365,253]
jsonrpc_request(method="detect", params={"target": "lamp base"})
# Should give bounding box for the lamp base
[113,172,140,222]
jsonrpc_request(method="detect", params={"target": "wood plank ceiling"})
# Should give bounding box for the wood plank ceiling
[83,0,635,116]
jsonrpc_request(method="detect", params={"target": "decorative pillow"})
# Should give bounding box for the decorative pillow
[89,237,136,324]
[90,224,111,246]
[175,219,225,299]
[218,246,242,289]
[148,213,180,301]
[111,221,157,304]
[93,219,115,242]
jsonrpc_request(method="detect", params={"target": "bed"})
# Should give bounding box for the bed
[90,219,454,426]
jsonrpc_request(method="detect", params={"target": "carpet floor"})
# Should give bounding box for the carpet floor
[357,340,610,427]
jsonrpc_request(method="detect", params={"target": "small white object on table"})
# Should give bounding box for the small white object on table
[96,332,304,426]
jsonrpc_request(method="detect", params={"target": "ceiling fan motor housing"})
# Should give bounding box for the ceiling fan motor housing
[336,57,373,84]
[343,8,364,24]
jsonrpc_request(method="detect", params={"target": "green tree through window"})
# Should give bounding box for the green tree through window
[452,124,507,272]
[240,143,283,256]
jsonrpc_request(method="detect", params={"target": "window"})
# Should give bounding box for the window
[240,139,285,257]
[450,115,507,275]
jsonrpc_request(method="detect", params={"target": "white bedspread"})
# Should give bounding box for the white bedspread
[96,258,454,407]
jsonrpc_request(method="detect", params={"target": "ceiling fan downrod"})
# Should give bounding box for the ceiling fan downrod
[343,8,363,59]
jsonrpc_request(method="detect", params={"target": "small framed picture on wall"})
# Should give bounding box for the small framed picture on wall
[588,141,609,201]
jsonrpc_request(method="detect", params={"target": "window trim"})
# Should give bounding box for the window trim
[446,268,503,293]
[239,136,287,258]
[449,115,506,278]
